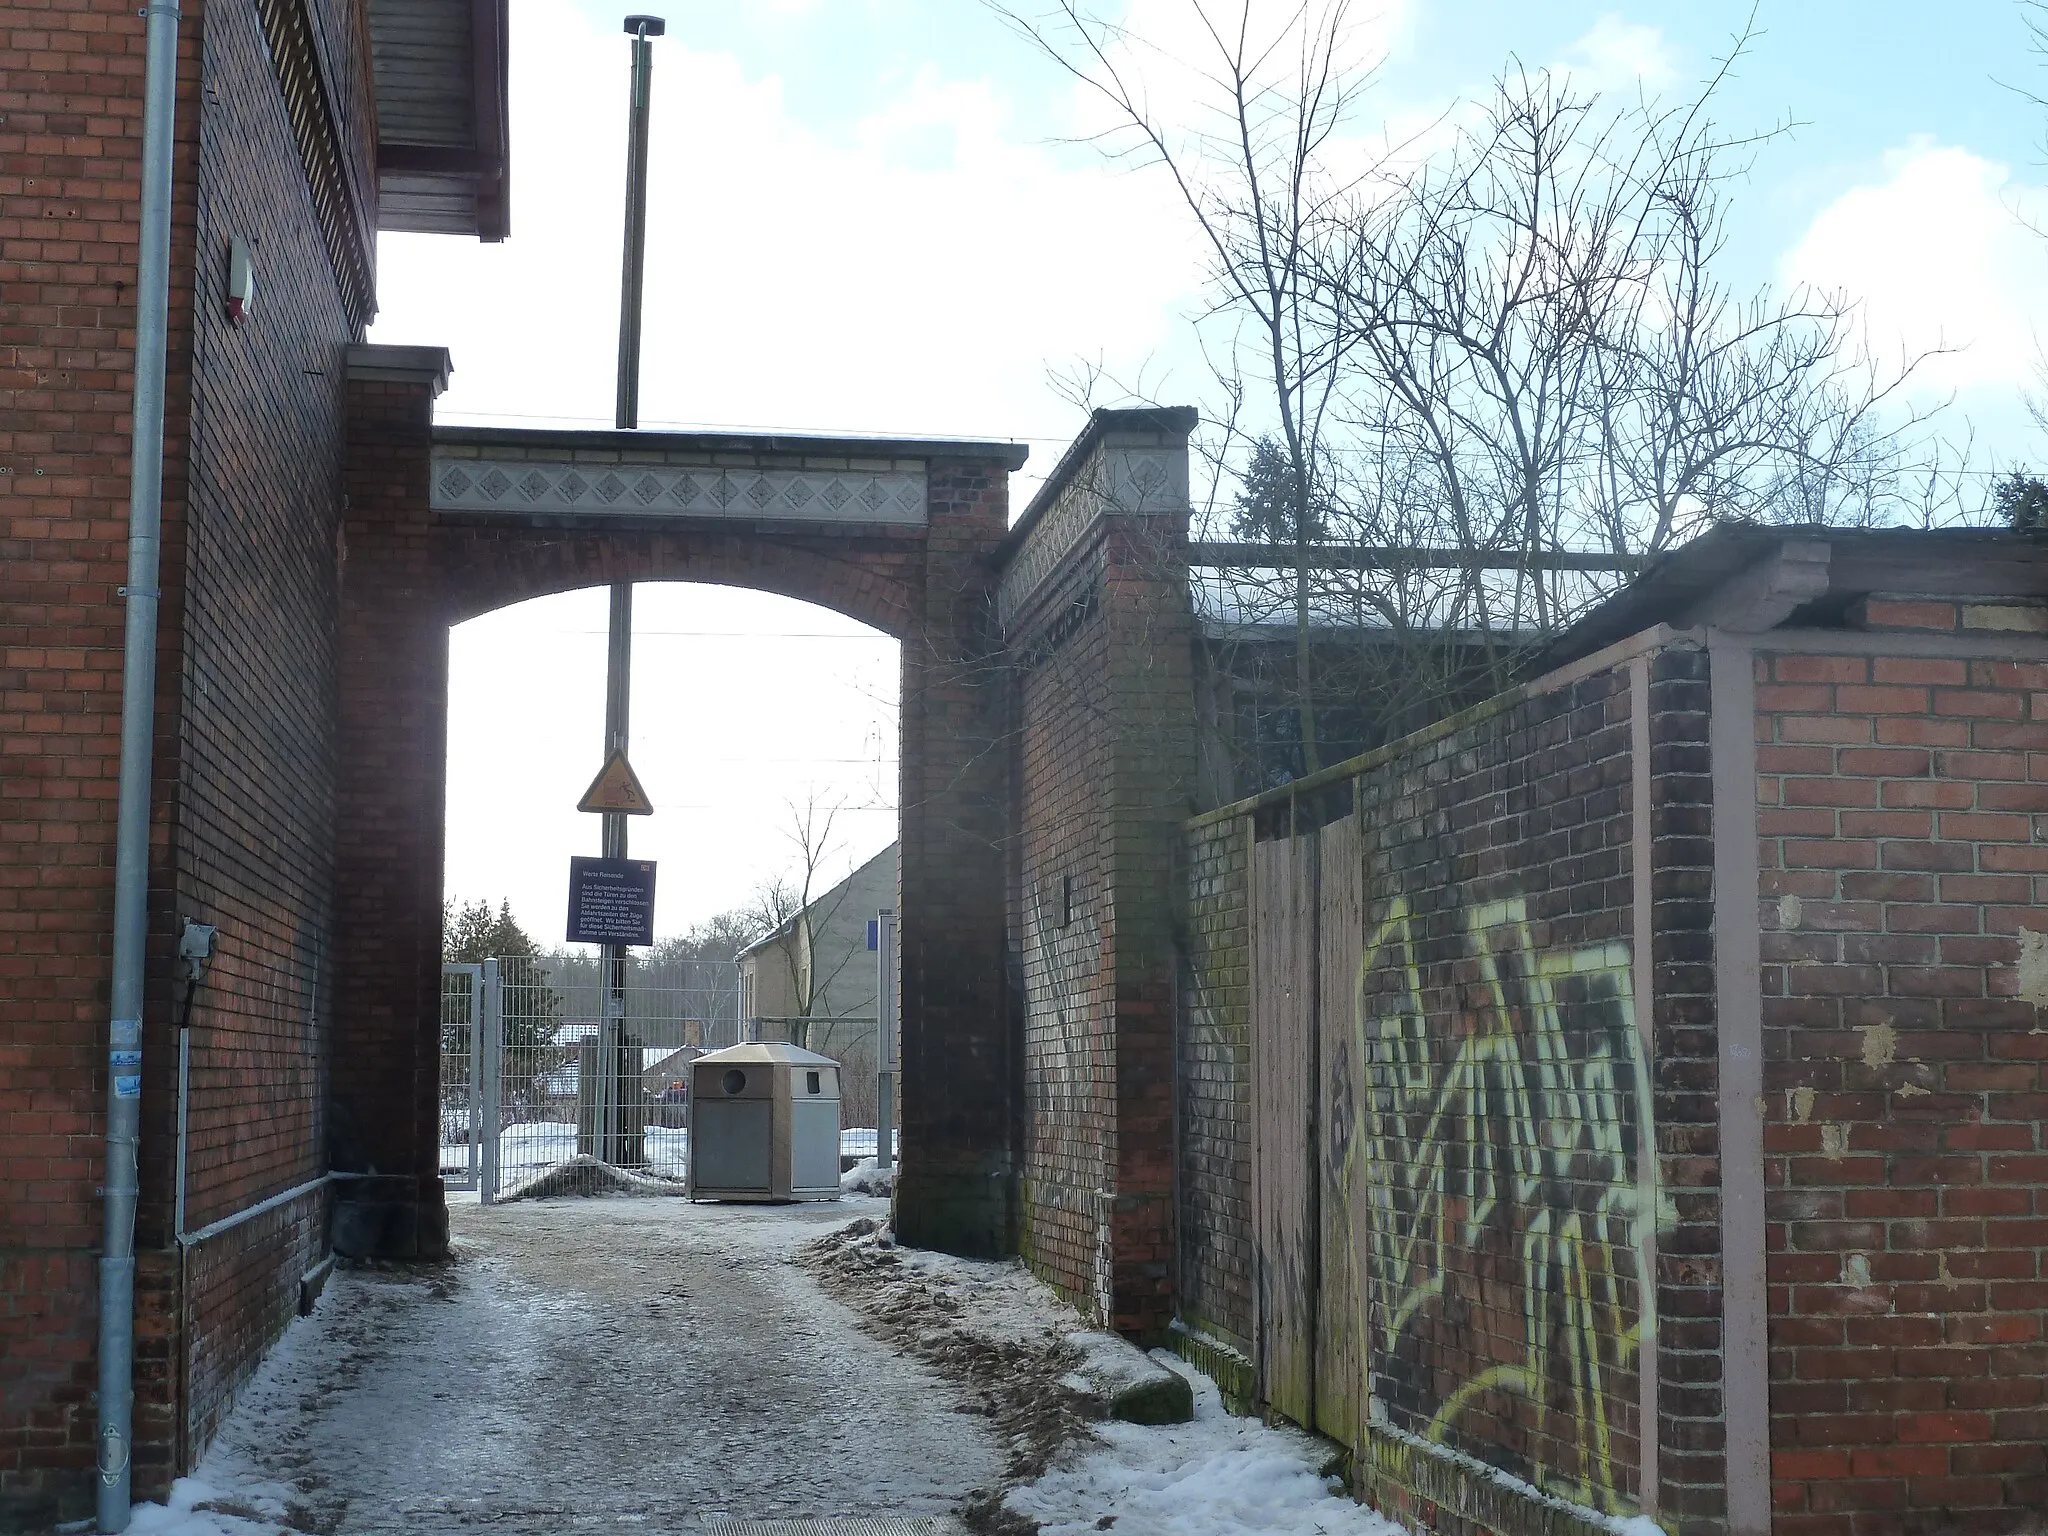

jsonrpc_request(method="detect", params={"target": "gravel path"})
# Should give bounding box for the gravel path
[182,1194,1001,1534]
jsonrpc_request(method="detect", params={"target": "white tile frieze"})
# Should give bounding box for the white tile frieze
[430,453,928,526]
[996,446,1187,629]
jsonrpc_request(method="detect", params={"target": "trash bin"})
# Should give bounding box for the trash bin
[687,1042,841,1201]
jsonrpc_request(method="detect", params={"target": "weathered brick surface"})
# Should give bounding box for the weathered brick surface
[1177,643,1717,1536]
[1645,647,1726,1535]
[339,381,1022,1263]
[1177,815,1254,1355]
[181,1191,325,1459]
[1343,664,1651,1516]
[1012,558,1117,1314]
[169,0,361,1456]
[1755,644,2048,1534]
[0,2,194,1514]
[997,414,1198,1336]
[1,0,371,1516]
[893,462,1018,1260]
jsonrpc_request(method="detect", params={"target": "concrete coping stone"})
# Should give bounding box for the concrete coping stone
[1058,1329,1196,1425]
[432,422,1028,469]
[345,343,451,396]
[432,442,929,476]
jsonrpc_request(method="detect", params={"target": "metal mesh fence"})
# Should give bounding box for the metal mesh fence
[472,954,739,1189]
[438,964,481,1189]
[440,953,897,1197]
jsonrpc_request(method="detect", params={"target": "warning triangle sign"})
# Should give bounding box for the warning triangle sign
[577,750,654,815]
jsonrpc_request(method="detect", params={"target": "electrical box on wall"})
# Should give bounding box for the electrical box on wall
[226,237,255,324]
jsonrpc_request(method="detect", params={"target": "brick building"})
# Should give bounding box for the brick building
[7,5,2044,1530]
[1169,527,2048,1536]
[1,0,506,1522]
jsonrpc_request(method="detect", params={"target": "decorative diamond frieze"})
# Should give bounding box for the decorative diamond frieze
[431,455,929,526]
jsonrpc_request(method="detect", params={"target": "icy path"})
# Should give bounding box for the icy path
[132,1195,998,1535]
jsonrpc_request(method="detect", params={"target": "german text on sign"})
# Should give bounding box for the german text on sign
[565,857,657,946]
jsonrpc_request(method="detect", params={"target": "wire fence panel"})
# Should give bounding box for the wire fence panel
[485,954,741,1188]
[451,954,898,1197]
[438,964,482,1189]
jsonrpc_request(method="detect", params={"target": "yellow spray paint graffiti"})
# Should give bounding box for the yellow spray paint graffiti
[1327,895,1668,1513]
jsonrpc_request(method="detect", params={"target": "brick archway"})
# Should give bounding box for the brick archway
[432,520,925,636]
[332,346,1025,1258]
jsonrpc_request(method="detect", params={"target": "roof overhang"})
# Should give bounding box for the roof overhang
[1535,523,2048,672]
[369,0,511,241]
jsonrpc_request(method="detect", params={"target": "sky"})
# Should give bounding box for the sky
[370,0,2048,943]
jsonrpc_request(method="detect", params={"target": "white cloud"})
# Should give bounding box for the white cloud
[371,0,1204,451]
[443,586,899,939]
[1554,14,1677,96]
[370,1,1215,939]
[1780,139,2048,394]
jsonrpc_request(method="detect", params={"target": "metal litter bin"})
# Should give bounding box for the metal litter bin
[686,1042,841,1201]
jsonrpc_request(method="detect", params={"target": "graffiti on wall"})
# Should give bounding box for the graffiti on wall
[1327,894,1667,1512]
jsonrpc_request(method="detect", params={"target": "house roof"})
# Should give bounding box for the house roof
[1534,523,2048,672]
[370,0,511,240]
[694,1041,840,1067]
[734,842,897,962]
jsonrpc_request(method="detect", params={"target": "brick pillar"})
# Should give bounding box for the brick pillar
[893,461,1019,1257]
[994,408,1200,1333]
[1101,492,1198,1336]
[333,345,452,1257]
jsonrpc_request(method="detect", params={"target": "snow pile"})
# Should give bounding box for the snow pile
[1008,1354,1408,1536]
[123,1476,294,1536]
[840,1155,895,1196]
[498,1152,686,1200]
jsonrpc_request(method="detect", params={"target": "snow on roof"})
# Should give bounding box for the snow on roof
[693,1040,840,1067]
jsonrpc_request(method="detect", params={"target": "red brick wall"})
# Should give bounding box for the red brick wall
[894,462,1020,1259]
[1177,815,1255,1357]
[1013,562,1116,1314]
[996,413,1199,1335]
[182,1195,325,1458]
[1645,648,1727,1534]
[333,373,446,1241]
[1,0,373,1515]
[171,0,365,1450]
[1175,642,1724,1535]
[1756,622,2048,1533]
[0,0,198,1519]
[1342,663,1654,1515]
[338,381,1022,1261]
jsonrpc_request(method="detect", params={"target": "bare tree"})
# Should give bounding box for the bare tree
[997,2,1954,784]
[994,0,1378,772]
[741,793,874,1052]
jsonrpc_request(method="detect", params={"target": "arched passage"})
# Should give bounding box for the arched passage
[332,347,1025,1260]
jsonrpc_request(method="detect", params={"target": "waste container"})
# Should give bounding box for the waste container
[687,1041,841,1201]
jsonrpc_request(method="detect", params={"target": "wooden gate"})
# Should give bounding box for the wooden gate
[1250,809,1370,1439]
[1250,827,1317,1424]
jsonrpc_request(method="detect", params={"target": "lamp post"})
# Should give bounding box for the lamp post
[597,13,662,1162]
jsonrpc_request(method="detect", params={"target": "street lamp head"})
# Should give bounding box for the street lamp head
[624,14,665,35]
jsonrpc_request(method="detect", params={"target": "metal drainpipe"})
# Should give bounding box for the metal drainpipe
[98,0,182,1528]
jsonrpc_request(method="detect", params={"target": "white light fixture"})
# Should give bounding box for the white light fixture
[226,237,255,324]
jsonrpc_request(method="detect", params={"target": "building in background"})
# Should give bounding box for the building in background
[737,842,896,1126]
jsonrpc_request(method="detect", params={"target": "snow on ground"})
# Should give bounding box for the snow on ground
[839,1155,895,1195]
[807,1221,1417,1536]
[117,1197,997,1536]
[440,1124,900,1182]
[1008,1355,1406,1536]
[122,1476,298,1536]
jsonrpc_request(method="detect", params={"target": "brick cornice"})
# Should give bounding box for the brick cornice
[253,0,375,330]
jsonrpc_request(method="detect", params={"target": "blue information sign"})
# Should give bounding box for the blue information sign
[565,857,657,946]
